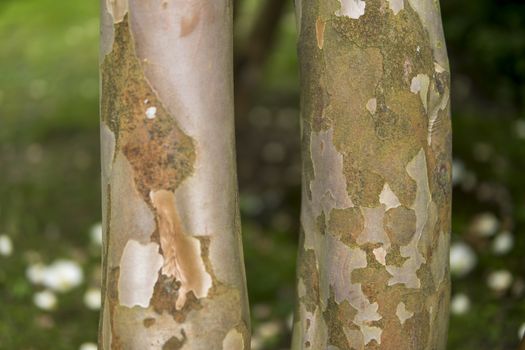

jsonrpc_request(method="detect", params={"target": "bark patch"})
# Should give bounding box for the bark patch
[100,17,196,199]
[150,189,212,309]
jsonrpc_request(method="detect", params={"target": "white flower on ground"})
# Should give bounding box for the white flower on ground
[487,270,513,292]
[250,336,263,350]
[27,259,84,292]
[512,278,525,297]
[461,171,477,191]
[516,119,525,139]
[450,293,471,315]
[286,312,294,330]
[257,321,281,339]
[0,235,13,256]
[89,222,103,246]
[44,260,83,292]
[79,343,97,350]
[492,231,514,255]
[473,142,493,162]
[519,323,525,341]
[452,159,465,186]
[253,303,272,320]
[450,242,477,277]
[471,213,499,237]
[33,290,57,310]
[27,263,47,284]
[84,288,101,310]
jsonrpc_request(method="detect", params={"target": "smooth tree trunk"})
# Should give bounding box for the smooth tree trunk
[292,0,451,349]
[99,1,250,349]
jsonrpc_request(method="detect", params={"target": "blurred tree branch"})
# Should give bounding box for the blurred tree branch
[234,0,290,118]
[233,0,240,22]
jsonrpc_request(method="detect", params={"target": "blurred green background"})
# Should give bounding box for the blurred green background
[1,0,524,349]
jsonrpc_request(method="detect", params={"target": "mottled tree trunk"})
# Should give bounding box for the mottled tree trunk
[292,0,451,349]
[98,1,250,349]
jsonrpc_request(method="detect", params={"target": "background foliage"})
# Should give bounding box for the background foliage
[0,0,524,349]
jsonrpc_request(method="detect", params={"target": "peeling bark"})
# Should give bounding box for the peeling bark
[99,1,250,348]
[293,0,451,349]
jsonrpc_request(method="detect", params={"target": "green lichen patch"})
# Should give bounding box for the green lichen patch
[100,16,196,199]
[384,206,417,246]
[330,0,435,88]
[323,291,358,348]
[296,246,321,313]
[328,207,364,245]
[384,245,409,267]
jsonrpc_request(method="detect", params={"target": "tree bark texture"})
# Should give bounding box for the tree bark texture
[292,0,451,349]
[99,1,250,349]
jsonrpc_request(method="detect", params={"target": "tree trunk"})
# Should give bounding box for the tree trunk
[99,1,250,349]
[292,0,451,349]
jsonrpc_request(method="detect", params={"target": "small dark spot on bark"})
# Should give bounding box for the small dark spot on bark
[373,102,398,140]
[180,11,200,37]
[143,317,156,328]
[151,274,202,322]
[162,329,187,350]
